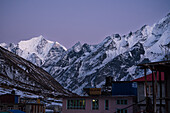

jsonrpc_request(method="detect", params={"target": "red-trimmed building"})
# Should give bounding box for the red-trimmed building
[132,72,164,82]
[132,72,165,112]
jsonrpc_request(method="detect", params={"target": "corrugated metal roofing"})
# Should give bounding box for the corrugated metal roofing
[112,82,137,96]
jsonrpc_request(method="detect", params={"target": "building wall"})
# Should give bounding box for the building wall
[137,82,165,104]
[166,71,170,113]
[26,104,45,113]
[137,82,165,112]
[139,105,166,113]
[0,95,16,104]
[62,96,134,113]
[0,104,25,112]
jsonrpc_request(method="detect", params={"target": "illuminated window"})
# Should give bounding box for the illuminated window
[92,99,99,110]
[67,99,85,109]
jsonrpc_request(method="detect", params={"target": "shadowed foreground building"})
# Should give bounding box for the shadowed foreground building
[0,94,45,113]
[132,72,165,112]
[137,60,170,113]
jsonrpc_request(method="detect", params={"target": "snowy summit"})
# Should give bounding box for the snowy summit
[1,13,170,95]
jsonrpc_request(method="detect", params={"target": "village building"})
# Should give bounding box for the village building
[0,93,45,113]
[137,60,170,113]
[132,72,165,112]
[62,77,137,113]
[62,95,135,113]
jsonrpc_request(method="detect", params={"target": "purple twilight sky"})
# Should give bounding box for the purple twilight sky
[0,0,170,49]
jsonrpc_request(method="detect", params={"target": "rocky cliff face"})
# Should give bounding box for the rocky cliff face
[1,13,170,95]
[0,46,72,96]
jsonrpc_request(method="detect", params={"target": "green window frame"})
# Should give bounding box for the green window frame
[92,99,99,110]
[116,99,128,105]
[105,100,109,110]
[67,99,85,109]
[117,100,120,104]
[117,109,128,113]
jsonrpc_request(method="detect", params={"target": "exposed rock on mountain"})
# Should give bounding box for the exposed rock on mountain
[1,13,170,95]
[0,46,72,97]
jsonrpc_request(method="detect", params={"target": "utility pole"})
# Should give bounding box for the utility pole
[159,71,162,113]
[154,71,157,113]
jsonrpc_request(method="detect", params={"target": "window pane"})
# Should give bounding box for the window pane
[117,100,120,104]
[117,109,121,113]
[124,100,127,105]
[67,99,85,109]
[116,109,127,113]
[124,109,128,113]
[67,100,70,109]
[92,99,99,110]
[121,100,124,104]
[71,100,73,109]
[105,100,109,110]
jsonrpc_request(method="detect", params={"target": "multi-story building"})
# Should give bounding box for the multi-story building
[62,77,137,113]
[62,95,135,113]
[0,94,45,113]
[132,72,165,112]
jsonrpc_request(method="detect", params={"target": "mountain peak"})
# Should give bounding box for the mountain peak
[72,42,82,53]
[55,41,67,51]
[1,14,170,95]
[165,12,170,18]
[36,35,44,39]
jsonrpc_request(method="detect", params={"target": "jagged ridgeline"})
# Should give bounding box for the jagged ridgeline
[0,46,72,96]
[1,13,170,95]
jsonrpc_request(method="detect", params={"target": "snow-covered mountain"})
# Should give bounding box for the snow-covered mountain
[0,35,66,67]
[1,13,170,95]
[0,46,73,97]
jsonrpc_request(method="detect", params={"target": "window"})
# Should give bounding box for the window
[8,107,13,110]
[105,100,109,110]
[117,109,128,113]
[145,85,153,96]
[18,107,21,110]
[67,99,85,109]
[117,100,120,104]
[145,84,159,97]
[132,82,137,88]
[22,107,25,112]
[121,100,124,104]
[117,99,128,105]
[92,99,99,110]
[124,100,127,105]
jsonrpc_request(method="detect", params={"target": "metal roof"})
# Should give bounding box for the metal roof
[8,110,25,113]
[132,72,164,82]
